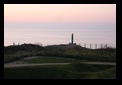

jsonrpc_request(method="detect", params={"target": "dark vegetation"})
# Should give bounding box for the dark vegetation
[4,43,116,63]
[4,44,116,79]
[4,63,116,79]
[23,57,82,63]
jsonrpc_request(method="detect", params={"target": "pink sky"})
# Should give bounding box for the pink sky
[4,4,116,48]
[4,4,116,23]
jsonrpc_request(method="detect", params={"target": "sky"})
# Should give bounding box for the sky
[4,4,116,48]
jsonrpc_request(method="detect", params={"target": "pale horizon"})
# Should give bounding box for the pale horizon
[4,4,116,48]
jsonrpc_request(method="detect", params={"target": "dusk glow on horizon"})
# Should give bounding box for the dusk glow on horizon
[4,4,116,48]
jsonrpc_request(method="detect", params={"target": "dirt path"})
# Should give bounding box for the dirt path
[83,62,116,66]
[4,56,116,68]
[4,62,116,68]
[4,63,71,68]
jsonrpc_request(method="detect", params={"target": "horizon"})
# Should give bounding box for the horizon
[4,4,116,48]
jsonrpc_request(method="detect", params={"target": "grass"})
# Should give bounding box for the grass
[4,44,116,79]
[4,44,116,63]
[22,56,85,63]
[4,52,33,63]
[4,63,116,79]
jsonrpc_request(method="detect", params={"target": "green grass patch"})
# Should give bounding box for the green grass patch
[4,63,116,79]
[4,44,116,63]
[23,56,84,63]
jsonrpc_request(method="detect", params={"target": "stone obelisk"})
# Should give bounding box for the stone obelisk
[71,33,73,44]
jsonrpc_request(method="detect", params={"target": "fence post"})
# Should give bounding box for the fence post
[90,43,91,49]
[84,43,86,48]
[101,44,102,49]
[13,42,15,46]
[105,44,107,48]
[95,44,97,49]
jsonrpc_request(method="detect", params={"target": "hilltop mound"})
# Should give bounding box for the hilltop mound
[4,43,116,63]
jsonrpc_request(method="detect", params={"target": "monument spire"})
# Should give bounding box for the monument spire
[71,33,73,44]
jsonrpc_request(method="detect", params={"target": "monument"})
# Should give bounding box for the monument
[69,33,76,45]
[71,33,73,44]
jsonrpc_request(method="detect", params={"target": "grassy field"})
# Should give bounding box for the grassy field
[4,44,116,79]
[4,63,116,79]
[22,56,86,63]
[4,44,116,63]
